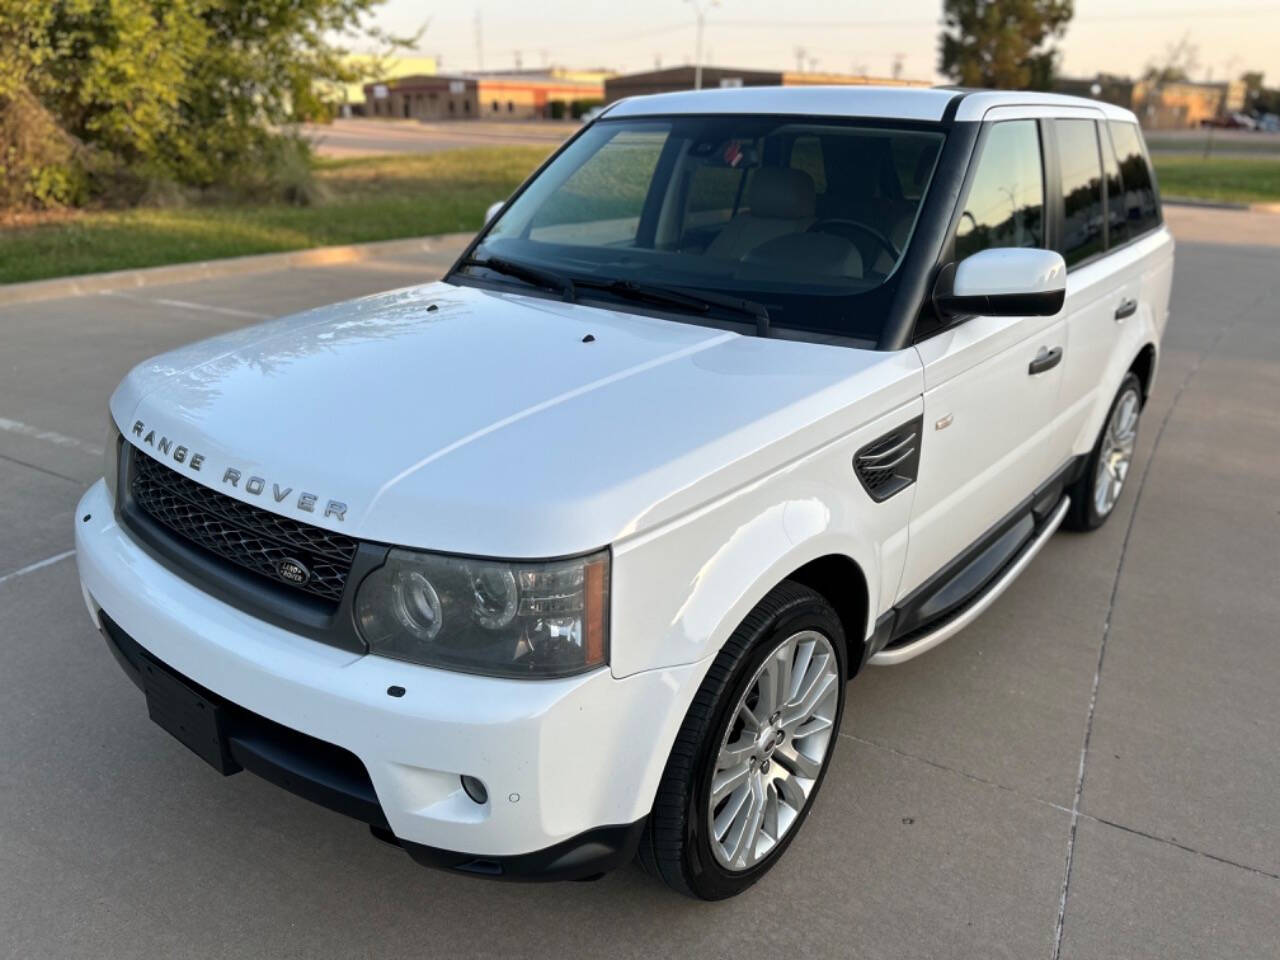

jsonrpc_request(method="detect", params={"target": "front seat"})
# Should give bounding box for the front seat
[705,167,816,261]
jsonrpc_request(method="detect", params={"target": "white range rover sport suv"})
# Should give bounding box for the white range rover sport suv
[77,87,1173,899]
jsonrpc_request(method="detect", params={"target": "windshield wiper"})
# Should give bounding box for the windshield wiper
[457,255,576,301]
[574,278,771,337]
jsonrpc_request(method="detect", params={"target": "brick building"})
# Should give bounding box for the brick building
[363,75,479,120]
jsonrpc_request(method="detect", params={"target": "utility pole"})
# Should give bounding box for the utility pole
[686,0,719,90]
[473,9,483,72]
[795,46,806,73]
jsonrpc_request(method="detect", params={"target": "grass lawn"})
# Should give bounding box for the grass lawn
[1151,154,1280,205]
[0,147,551,285]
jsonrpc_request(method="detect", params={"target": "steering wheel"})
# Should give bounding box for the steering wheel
[807,218,901,263]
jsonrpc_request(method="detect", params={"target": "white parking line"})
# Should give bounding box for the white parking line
[0,549,76,587]
[0,417,103,457]
[104,290,271,320]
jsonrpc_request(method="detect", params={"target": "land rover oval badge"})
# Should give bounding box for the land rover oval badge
[277,557,311,586]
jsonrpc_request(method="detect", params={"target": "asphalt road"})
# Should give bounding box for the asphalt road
[301,118,580,157]
[2,208,1278,959]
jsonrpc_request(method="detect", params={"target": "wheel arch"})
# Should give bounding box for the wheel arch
[782,554,871,676]
[1129,341,1158,404]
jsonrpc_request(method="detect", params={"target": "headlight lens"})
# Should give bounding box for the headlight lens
[355,548,609,678]
[103,415,122,501]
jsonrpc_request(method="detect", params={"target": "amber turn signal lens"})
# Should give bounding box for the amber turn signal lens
[583,555,609,668]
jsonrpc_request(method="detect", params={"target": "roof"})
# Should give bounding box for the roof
[603,85,1138,124]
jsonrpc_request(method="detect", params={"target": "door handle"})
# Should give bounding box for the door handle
[1114,298,1138,320]
[1028,346,1063,375]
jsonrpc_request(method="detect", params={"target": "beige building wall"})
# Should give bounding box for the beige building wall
[1135,80,1242,129]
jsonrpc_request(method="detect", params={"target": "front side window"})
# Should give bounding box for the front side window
[954,120,1044,261]
[1108,121,1161,236]
[471,117,946,342]
[1056,119,1105,267]
[528,128,666,246]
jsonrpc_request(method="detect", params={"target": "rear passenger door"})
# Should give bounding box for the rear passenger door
[897,119,1067,603]
[1050,117,1155,459]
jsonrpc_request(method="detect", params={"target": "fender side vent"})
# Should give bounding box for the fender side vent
[854,416,923,502]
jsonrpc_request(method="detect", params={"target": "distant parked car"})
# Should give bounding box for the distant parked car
[1202,112,1257,129]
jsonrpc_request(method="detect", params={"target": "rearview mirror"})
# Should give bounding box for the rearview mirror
[484,200,505,225]
[934,248,1066,318]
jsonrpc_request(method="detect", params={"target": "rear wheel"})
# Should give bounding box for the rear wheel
[1066,372,1143,531]
[638,582,847,899]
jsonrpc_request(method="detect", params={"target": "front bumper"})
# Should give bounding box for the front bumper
[74,480,701,877]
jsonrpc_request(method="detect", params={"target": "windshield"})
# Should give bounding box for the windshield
[464,115,945,341]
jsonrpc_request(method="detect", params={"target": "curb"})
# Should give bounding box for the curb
[1164,197,1280,214]
[0,232,474,308]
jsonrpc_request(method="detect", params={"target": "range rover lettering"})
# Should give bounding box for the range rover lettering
[77,87,1172,900]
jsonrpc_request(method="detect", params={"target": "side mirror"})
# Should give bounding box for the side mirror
[484,200,505,225]
[934,248,1066,319]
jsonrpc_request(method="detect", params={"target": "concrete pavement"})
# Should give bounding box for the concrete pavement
[1,208,1277,959]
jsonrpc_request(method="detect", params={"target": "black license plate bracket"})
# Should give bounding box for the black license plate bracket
[140,656,241,775]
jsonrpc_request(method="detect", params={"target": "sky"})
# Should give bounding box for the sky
[363,0,1280,85]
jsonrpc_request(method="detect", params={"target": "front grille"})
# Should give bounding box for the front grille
[129,450,357,603]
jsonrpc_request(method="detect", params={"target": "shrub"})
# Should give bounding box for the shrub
[0,91,92,209]
[0,0,409,211]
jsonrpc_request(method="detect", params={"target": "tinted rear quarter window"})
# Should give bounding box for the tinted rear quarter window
[954,120,1045,261]
[1055,119,1105,267]
[1108,121,1161,236]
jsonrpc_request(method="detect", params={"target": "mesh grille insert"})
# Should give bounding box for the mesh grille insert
[853,416,923,503]
[129,450,356,603]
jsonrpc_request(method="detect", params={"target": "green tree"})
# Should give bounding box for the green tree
[0,0,411,209]
[939,0,1074,90]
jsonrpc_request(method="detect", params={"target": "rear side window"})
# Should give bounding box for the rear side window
[954,120,1044,261]
[1099,124,1127,247]
[788,135,827,194]
[1055,119,1105,267]
[686,163,749,230]
[1108,121,1161,236]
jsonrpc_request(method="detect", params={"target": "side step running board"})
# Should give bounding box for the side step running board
[869,496,1071,666]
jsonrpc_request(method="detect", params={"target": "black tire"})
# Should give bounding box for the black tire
[637,581,848,900]
[1065,372,1143,531]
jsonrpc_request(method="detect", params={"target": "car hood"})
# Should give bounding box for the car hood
[113,282,921,556]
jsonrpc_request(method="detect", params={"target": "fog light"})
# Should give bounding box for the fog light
[460,775,488,805]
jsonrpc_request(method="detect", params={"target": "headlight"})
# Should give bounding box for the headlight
[355,548,609,678]
[104,415,122,501]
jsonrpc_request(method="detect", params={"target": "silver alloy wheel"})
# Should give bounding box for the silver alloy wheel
[707,629,840,872]
[1093,385,1141,518]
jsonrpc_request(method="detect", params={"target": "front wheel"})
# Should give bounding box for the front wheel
[1066,372,1143,531]
[638,582,847,899]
